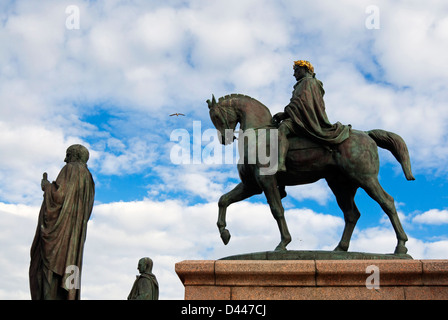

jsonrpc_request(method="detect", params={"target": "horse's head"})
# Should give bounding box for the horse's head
[207,94,238,145]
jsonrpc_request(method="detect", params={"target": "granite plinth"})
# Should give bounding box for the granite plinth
[175,258,448,300]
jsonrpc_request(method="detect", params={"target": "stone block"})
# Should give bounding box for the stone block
[315,260,423,286]
[175,259,448,300]
[215,260,315,286]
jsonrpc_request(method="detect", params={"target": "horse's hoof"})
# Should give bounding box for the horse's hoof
[274,246,287,252]
[333,245,348,252]
[394,244,408,255]
[278,186,287,199]
[274,244,288,252]
[220,229,231,245]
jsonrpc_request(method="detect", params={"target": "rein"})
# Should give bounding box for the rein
[215,103,232,132]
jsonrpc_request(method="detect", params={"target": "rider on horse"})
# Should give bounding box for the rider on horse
[273,60,351,172]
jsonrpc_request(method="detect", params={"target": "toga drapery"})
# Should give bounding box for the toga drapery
[284,75,351,145]
[29,161,95,300]
[127,272,159,300]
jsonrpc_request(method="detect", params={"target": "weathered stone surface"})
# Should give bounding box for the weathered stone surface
[175,259,448,300]
[215,260,315,286]
[175,260,216,286]
[315,259,422,286]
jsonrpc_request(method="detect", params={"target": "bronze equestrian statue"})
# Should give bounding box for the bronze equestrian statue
[207,60,414,255]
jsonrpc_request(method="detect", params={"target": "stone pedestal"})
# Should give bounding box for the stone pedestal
[175,259,448,300]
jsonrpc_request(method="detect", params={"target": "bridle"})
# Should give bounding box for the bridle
[217,104,232,131]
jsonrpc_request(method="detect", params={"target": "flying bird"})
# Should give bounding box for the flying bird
[170,113,185,117]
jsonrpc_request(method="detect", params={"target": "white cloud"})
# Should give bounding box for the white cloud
[283,208,345,250]
[0,121,86,204]
[0,200,328,298]
[374,1,448,88]
[349,224,448,259]
[285,180,333,206]
[1,197,446,300]
[0,206,38,299]
[83,201,347,299]
[2,0,448,207]
[1,0,448,301]
[413,209,448,225]
[402,238,448,260]
[349,227,399,254]
[150,164,239,202]
[96,137,159,175]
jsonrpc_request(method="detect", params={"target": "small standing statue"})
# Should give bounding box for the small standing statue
[128,257,159,300]
[29,144,95,300]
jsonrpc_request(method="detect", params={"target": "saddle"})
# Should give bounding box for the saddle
[277,135,332,199]
[287,135,323,151]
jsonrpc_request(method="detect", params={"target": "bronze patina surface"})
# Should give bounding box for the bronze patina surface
[220,250,413,260]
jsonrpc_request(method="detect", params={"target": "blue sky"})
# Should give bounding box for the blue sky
[0,0,447,300]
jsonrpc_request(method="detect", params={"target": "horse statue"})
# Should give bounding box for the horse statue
[207,93,415,255]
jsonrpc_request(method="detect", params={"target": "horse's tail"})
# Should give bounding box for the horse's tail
[367,129,415,181]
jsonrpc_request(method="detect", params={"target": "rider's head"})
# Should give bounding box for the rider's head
[138,257,153,274]
[64,144,90,164]
[293,60,315,80]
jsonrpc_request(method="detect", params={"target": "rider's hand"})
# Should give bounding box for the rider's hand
[41,172,50,191]
[272,112,285,125]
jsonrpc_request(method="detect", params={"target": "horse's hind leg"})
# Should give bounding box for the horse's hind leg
[217,182,261,245]
[327,178,360,252]
[361,176,408,254]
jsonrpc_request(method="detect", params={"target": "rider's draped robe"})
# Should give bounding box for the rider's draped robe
[127,272,159,300]
[284,74,351,145]
[29,161,95,300]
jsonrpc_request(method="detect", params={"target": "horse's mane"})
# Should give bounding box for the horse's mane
[217,93,271,115]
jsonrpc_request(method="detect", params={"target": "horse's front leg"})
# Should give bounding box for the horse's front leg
[258,176,292,251]
[217,202,230,245]
[217,182,261,245]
